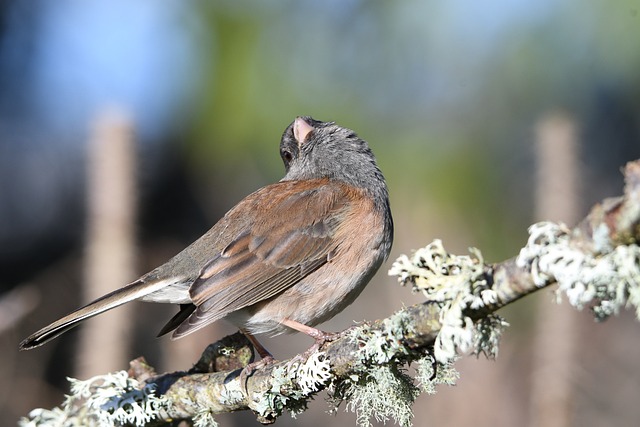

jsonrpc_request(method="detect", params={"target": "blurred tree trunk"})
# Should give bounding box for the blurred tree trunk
[76,108,137,378]
[530,111,582,427]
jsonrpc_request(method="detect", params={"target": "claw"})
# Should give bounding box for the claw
[238,329,277,394]
[239,355,277,394]
[236,322,342,394]
[286,329,340,374]
[280,318,339,350]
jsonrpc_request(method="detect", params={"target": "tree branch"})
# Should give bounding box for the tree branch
[21,160,640,427]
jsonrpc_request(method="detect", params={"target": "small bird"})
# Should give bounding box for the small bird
[20,116,393,362]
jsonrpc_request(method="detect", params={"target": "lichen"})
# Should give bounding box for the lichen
[20,371,171,427]
[219,379,244,406]
[294,352,332,394]
[388,239,504,363]
[252,351,332,420]
[333,364,418,427]
[191,409,218,427]
[517,221,640,321]
[473,313,509,359]
[414,355,459,395]
[349,310,414,365]
[339,305,463,426]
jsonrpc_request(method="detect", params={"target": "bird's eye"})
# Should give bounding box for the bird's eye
[281,149,293,163]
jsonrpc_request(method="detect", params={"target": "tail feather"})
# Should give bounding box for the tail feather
[19,279,169,350]
[156,304,196,337]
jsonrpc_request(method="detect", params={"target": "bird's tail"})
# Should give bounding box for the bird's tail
[19,279,168,350]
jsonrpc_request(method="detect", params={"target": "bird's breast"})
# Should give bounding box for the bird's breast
[238,192,390,335]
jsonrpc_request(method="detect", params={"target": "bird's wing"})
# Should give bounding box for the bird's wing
[171,179,357,338]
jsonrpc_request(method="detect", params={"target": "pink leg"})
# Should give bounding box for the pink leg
[238,329,276,392]
[280,318,338,346]
[240,329,273,359]
[279,319,340,371]
[280,318,327,338]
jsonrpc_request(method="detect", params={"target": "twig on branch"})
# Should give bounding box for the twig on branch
[21,161,640,427]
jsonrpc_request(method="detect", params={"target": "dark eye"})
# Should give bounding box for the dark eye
[281,149,293,163]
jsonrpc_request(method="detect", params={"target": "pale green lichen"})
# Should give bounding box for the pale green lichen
[252,352,332,420]
[388,239,504,363]
[517,221,640,321]
[320,311,419,427]
[340,307,462,427]
[193,409,218,427]
[335,365,419,427]
[219,379,244,406]
[349,310,414,365]
[473,313,509,359]
[294,352,332,394]
[20,408,74,427]
[414,355,459,395]
[177,394,220,427]
[20,371,170,427]
[592,222,613,253]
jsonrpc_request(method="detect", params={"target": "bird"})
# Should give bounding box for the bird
[20,116,393,363]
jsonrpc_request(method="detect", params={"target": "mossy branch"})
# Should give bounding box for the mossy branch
[21,160,640,427]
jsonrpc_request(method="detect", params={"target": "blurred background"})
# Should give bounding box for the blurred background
[2,0,640,426]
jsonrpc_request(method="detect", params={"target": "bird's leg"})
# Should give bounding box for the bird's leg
[238,329,276,392]
[242,329,274,360]
[278,319,341,373]
[281,318,338,343]
[280,318,339,364]
[238,321,338,391]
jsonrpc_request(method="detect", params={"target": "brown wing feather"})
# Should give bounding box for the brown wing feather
[172,179,353,338]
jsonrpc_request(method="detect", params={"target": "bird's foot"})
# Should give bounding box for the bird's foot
[283,330,340,374]
[239,355,277,394]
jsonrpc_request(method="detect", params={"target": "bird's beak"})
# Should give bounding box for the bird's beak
[294,116,314,146]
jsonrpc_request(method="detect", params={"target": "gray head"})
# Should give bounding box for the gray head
[279,117,388,198]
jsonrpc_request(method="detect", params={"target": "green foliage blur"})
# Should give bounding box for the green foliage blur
[7,2,640,426]
[181,0,640,263]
